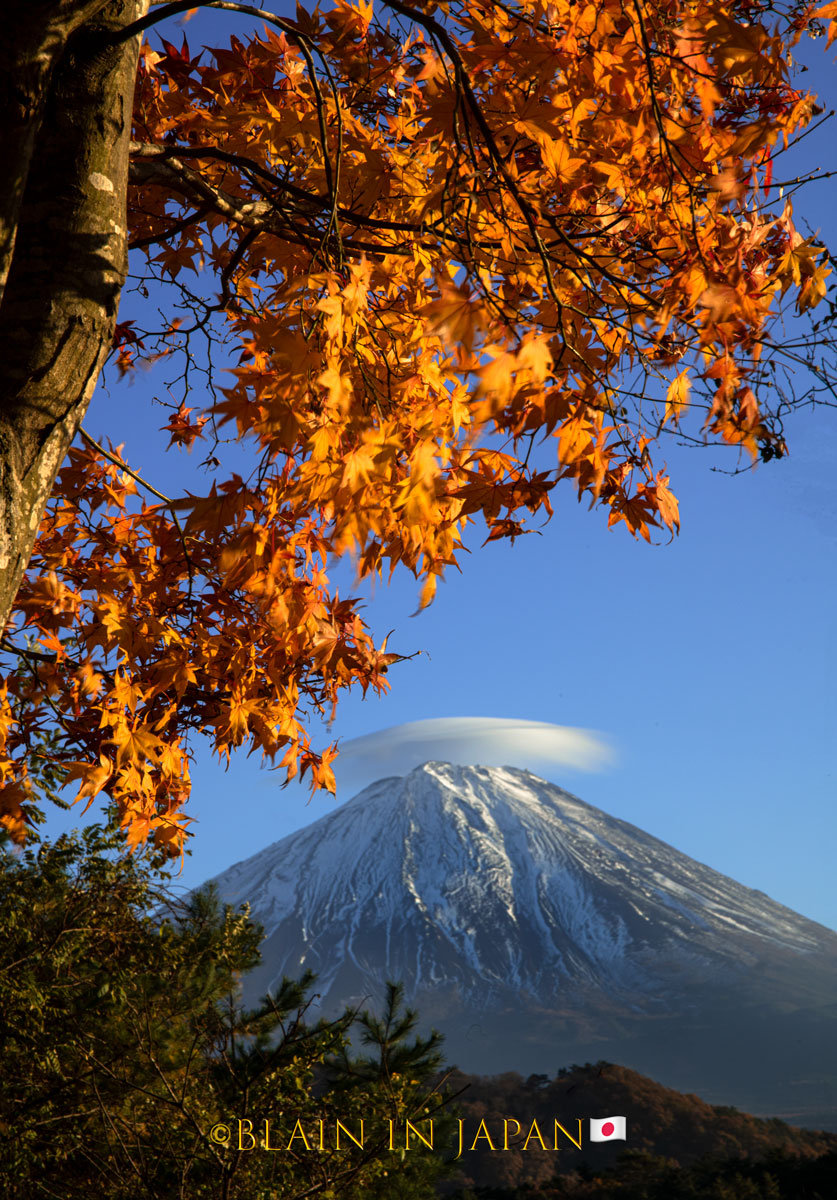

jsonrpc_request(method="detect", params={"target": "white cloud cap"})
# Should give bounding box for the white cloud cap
[334,717,613,794]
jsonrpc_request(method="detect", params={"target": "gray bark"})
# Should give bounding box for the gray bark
[0,0,148,634]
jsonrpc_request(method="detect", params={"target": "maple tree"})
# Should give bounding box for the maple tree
[1,0,836,853]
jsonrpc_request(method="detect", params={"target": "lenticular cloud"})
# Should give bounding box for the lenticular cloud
[334,717,613,793]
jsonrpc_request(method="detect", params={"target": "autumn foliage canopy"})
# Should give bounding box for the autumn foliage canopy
[1,0,835,852]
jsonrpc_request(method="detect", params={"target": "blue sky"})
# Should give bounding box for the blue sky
[42,5,837,931]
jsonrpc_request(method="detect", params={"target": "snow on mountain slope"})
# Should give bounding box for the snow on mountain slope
[205,762,837,1123]
[207,762,836,1011]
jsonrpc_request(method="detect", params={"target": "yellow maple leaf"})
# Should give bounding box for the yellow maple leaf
[664,369,691,426]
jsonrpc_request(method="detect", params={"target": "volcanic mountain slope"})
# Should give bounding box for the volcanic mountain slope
[207,762,837,1127]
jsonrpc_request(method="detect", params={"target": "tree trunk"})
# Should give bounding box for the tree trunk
[0,0,148,634]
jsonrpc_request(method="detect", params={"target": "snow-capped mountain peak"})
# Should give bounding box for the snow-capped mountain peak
[209,761,834,1006]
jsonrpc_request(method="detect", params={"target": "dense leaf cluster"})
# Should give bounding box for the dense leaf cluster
[2,0,836,851]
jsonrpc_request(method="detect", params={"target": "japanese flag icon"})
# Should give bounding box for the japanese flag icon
[589,1116,627,1142]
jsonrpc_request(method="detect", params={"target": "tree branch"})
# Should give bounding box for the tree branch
[79,426,172,505]
[129,150,419,258]
[107,0,313,51]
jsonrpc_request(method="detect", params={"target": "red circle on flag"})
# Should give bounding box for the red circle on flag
[601,1122,615,1137]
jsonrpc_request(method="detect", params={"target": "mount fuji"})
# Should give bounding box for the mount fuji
[206,762,837,1127]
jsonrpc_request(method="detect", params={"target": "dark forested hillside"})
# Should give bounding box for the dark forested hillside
[446,1149,837,1200]
[442,1063,837,1194]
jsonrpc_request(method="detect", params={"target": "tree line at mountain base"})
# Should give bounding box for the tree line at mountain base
[445,1147,837,1200]
[441,1063,836,1192]
[3,825,834,1200]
